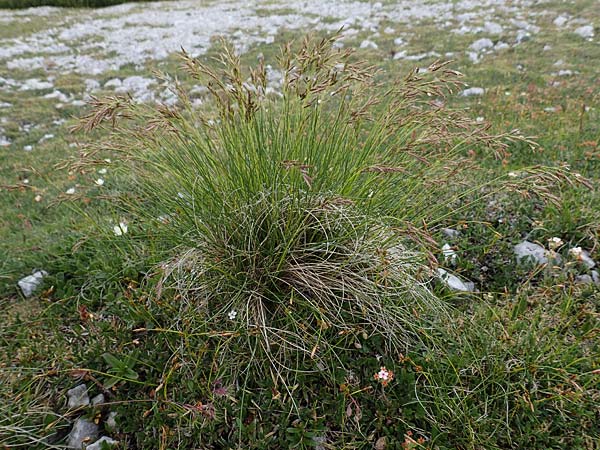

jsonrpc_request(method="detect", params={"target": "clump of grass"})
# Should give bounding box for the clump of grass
[70,34,564,389]
[59,35,596,449]
[74,36,474,384]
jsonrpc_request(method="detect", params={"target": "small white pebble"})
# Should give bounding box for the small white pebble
[95,178,105,186]
[98,168,107,174]
[66,187,76,195]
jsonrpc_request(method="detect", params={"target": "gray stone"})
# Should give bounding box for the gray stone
[86,436,118,450]
[553,16,568,28]
[557,69,574,77]
[437,268,474,292]
[515,30,530,43]
[103,78,122,89]
[580,251,596,269]
[44,90,70,102]
[576,274,593,284]
[0,134,10,147]
[574,25,594,39]
[19,78,53,91]
[67,384,90,409]
[17,270,48,297]
[514,241,548,265]
[84,79,100,92]
[91,394,105,406]
[470,38,494,52]
[461,87,484,97]
[359,39,378,49]
[441,227,460,239]
[312,434,327,450]
[484,21,503,34]
[592,270,600,284]
[105,411,118,431]
[67,418,99,449]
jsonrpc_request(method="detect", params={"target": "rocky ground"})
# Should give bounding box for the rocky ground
[0,0,595,112]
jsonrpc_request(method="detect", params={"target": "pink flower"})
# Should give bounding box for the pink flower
[374,366,394,386]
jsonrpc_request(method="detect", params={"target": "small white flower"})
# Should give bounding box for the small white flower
[104,158,112,163]
[98,168,107,174]
[113,222,128,236]
[548,237,563,249]
[442,243,457,264]
[227,310,237,320]
[34,194,42,202]
[569,247,583,258]
[22,178,29,184]
[508,171,518,178]
[66,187,76,195]
[95,178,105,186]
[476,116,485,123]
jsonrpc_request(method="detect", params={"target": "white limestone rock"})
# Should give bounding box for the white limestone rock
[461,87,484,97]
[470,38,494,52]
[441,228,460,239]
[359,40,378,49]
[86,436,118,450]
[553,16,568,28]
[574,25,594,39]
[484,21,503,34]
[17,270,48,297]
[514,241,547,265]
[67,384,90,409]
[67,418,99,449]
[91,393,105,406]
[437,268,474,292]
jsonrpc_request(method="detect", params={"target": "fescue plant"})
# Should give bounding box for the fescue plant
[74,35,490,385]
[72,33,575,387]
[58,34,596,447]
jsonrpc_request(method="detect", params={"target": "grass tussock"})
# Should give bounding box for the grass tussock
[71,34,524,387]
